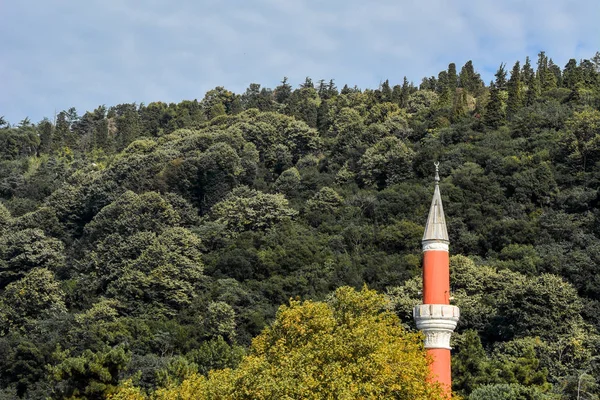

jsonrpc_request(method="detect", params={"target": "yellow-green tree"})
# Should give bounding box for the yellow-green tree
[110,286,444,400]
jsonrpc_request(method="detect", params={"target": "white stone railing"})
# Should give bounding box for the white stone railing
[413,304,460,350]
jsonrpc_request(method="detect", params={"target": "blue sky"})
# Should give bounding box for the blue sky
[1,0,599,124]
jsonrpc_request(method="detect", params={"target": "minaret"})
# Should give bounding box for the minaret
[413,163,459,396]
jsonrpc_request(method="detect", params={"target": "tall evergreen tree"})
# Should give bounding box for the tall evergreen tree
[300,77,314,89]
[391,84,402,104]
[458,60,483,94]
[420,76,437,91]
[484,81,504,129]
[537,51,557,92]
[274,77,292,104]
[38,118,54,154]
[317,79,327,98]
[548,59,562,88]
[327,79,338,97]
[494,63,507,90]
[113,103,141,150]
[381,79,392,102]
[437,71,451,107]
[400,76,411,108]
[523,57,538,106]
[506,61,523,119]
[447,63,458,94]
[562,59,582,89]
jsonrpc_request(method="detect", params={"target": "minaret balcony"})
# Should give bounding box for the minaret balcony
[413,304,460,349]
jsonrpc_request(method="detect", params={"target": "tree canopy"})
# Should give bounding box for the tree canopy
[1,52,600,399]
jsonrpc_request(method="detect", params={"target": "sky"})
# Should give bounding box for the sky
[1,0,599,124]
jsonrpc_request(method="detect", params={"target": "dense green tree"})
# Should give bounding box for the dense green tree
[106,227,204,316]
[0,268,66,332]
[562,59,582,89]
[305,186,344,214]
[458,60,483,95]
[112,287,444,400]
[495,273,583,340]
[0,229,65,289]
[506,61,523,118]
[358,136,415,188]
[469,384,549,400]
[523,56,539,105]
[484,81,505,128]
[49,345,131,399]
[274,77,292,104]
[208,186,297,235]
[201,87,242,120]
[437,70,452,107]
[38,118,54,154]
[287,85,319,128]
[537,51,558,92]
[406,90,438,115]
[274,167,301,197]
[84,191,183,244]
[562,108,600,179]
[452,330,495,395]
[241,83,274,112]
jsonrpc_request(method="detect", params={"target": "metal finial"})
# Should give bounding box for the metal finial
[434,162,440,183]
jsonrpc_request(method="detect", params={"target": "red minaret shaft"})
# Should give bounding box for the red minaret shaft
[413,163,459,397]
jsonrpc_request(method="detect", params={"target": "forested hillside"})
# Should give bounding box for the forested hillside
[1,51,600,399]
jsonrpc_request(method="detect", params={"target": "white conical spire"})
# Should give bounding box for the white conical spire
[422,163,449,247]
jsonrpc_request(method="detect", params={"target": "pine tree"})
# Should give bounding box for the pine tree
[452,88,468,121]
[458,60,483,94]
[523,57,538,106]
[452,331,492,397]
[400,76,411,108]
[391,84,402,104]
[494,63,507,90]
[506,61,523,119]
[562,59,581,89]
[300,77,314,89]
[437,71,451,107]
[317,98,331,133]
[38,118,54,154]
[381,79,392,102]
[447,63,458,93]
[327,79,338,97]
[548,59,562,87]
[317,79,327,97]
[484,81,504,129]
[537,51,557,92]
[274,77,292,104]
[420,76,437,91]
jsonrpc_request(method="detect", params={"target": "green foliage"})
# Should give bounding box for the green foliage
[469,384,550,400]
[358,136,415,188]
[0,228,65,288]
[495,273,583,340]
[0,203,11,234]
[115,287,444,399]
[106,227,204,317]
[84,191,183,243]
[49,344,131,399]
[2,53,600,398]
[208,186,297,235]
[186,336,245,376]
[0,268,66,332]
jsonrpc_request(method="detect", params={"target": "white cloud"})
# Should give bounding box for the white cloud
[1,0,599,122]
